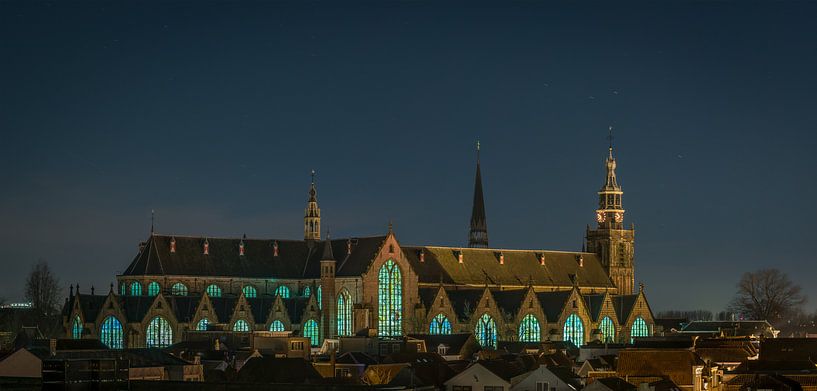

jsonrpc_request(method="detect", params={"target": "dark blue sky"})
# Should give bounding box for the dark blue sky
[1,2,816,313]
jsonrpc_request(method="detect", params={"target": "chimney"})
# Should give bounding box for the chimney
[419,249,425,263]
[239,235,246,256]
[170,237,176,253]
[273,241,279,257]
[498,252,504,265]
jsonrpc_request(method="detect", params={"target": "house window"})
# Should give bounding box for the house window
[130,282,143,296]
[147,282,160,296]
[270,320,285,332]
[71,316,82,339]
[335,368,350,378]
[429,313,452,335]
[196,318,210,331]
[536,382,550,391]
[100,316,123,349]
[303,319,319,346]
[437,344,449,356]
[563,313,584,346]
[146,316,173,348]
[242,285,257,298]
[171,283,188,296]
[630,316,650,343]
[233,319,250,332]
[378,259,402,336]
[205,284,222,297]
[452,387,472,391]
[290,341,304,351]
[337,290,352,336]
[475,313,497,349]
[275,285,290,298]
[600,316,616,343]
[518,314,540,342]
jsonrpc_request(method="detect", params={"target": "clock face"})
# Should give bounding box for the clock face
[596,212,605,223]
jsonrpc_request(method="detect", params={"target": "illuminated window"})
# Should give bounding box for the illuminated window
[119,284,126,296]
[270,320,285,332]
[130,282,142,296]
[303,286,311,297]
[242,285,257,298]
[429,313,452,335]
[600,316,616,343]
[274,285,290,298]
[205,284,222,297]
[337,290,352,336]
[563,313,584,346]
[518,314,540,342]
[303,319,319,346]
[378,259,402,336]
[100,316,123,349]
[630,316,649,342]
[146,316,173,348]
[317,285,322,309]
[196,318,210,331]
[475,313,497,348]
[233,319,250,332]
[147,282,160,296]
[171,283,188,296]
[71,316,82,339]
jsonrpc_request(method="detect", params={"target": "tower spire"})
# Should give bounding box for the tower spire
[304,170,321,241]
[468,140,489,248]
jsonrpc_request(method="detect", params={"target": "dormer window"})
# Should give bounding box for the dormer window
[419,249,425,263]
[239,240,245,256]
[539,254,546,266]
[346,239,352,255]
[499,252,504,265]
[203,239,209,255]
[577,255,584,267]
[273,241,279,257]
[170,237,176,253]
[458,251,464,264]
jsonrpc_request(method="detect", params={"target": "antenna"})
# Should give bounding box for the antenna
[311,169,316,184]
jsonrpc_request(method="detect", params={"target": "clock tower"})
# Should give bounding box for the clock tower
[586,133,635,294]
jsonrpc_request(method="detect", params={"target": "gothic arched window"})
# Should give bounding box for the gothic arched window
[233,319,250,332]
[630,316,649,342]
[563,313,584,347]
[270,320,285,332]
[147,282,160,296]
[146,316,173,348]
[378,259,402,336]
[302,286,311,297]
[303,319,319,346]
[119,284,126,296]
[130,282,142,296]
[429,313,452,335]
[71,316,82,339]
[337,290,352,336]
[317,285,322,309]
[475,313,497,349]
[171,283,188,296]
[518,314,541,342]
[100,316,123,349]
[600,316,616,343]
[205,284,222,297]
[242,285,257,298]
[274,285,290,298]
[196,318,210,331]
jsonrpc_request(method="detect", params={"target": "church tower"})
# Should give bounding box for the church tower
[468,141,489,248]
[586,131,635,294]
[304,171,321,241]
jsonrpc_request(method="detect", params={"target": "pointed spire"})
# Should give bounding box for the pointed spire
[304,170,321,241]
[150,209,155,234]
[468,140,489,248]
[321,231,334,261]
[603,126,620,191]
[309,169,317,202]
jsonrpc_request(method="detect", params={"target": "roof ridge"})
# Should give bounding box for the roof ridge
[148,233,387,241]
[405,245,595,254]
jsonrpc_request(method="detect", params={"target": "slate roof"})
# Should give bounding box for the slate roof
[583,294,607,322]
[491,289,527,317]
[247,297,276,324]
[403,246,615,288]
[445,289,485,321]
[120,296,154,323]
[546,366,583,389]
[282,296,311,324]
[210,297,238,323]
[535,291,572,322]
[407,333,480,357]
[77,294,107,322]
[617,349,705,386]
[123,234,387,279]
[237,357,323,384]
[595,377,637,391]
[611,294,638,322]
[418,287,439,311]
[168,296,200,323]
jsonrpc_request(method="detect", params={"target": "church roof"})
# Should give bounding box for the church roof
[247,297,276,324]
[490,289,527,317]
[612,294,639,323]
[76,294,107,322]
[168,296,200,323]
[583,293,608,322]
[445,290,485,321]
[535,291,572,322]
[121,296,154,323]
[122,234,387,279]
[418,287,439,311]
[282,296,311,324]
[210,297,238,323]
[402,246,614,289]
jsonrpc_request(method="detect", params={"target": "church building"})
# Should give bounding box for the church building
[62,142,655,351]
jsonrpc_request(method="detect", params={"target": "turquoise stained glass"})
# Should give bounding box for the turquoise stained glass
[233,319,250,332]
[120,284,126,296]
[600,316,616,343]
[304,319,319,346]
[337,290,352,336]
[518,314,540,342]
[242,285,257,298]
[429,313,452,335]
[630,316,649,342]
[147,282,160,296]
[317,285,322,309]
[100,316,123,349]
[275,285,290,298]
[270,320,285,332]
[196,318,209,331]
[563,313,584,346]
[71,316,82,339]
[171,283,188,296]
[206,284,222,297]
[378,259,402,336]
[146,316,173,348]
[475,313,497,348]
[302,286,311,297]
[130,282,142,296]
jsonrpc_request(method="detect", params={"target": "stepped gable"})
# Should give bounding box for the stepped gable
[402,246,614,288]
[123,234,386,279]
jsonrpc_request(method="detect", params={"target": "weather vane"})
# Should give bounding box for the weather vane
[608,126,614,150]
[311,169,316,184]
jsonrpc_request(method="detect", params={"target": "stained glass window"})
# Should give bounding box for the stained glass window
[600,316,616,343]
[303,319,319,346]
[171,283,188,296]
[274,285,290,298]
[147,282,160,296]
[378,259,402,336]
[71,316,82,339]
[206,284,222,297]
[100,316,123,349]
[475,313,497,348]
[563,313,584,347]
[120,284,126,296]
[630,316,649,342]
[242,285,257,298]
[146,316,173,348]
[196,318,210,331]
[317,285,322,309]
[518,314,540,342]
[429,313,452,335]
[303,286,311,297]
[130,282,142,296]
[270,320,285,332]
[233,319,250,332]
[337,290,352,336]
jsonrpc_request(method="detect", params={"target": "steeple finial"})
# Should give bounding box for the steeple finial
[608,126,614,157]
[150,209,155,234]
[468,142,489,248]
[305,171,321,240]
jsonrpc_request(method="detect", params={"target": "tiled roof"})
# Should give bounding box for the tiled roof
[583,294,607,322]
[247,297,275,325]
[611,294,638,322]
[407,333,479,357]
[168,296,200,323]
[77,294,107,322]
[595,377,637,391]
[491,289,527,318]
[445,289,485,321]
[535,291,572,322]
[617,349,704,386]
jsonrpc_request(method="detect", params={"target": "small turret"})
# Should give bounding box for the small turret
[304,170,321,241]
[468,141,489,248]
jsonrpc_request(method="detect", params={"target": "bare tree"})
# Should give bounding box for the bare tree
[25,261,61,317]
[728,268,806,322]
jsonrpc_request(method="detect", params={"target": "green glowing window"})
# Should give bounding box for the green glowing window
[337,290,352,336]
[377,259,402,336]
[71,316,82,339]
[270,320,285,332]
[196,318,209,331]
[303,319,319,346]
[563,313,584,346]
[171,283,188,296]
[475,313,496,348]
[100,316,123,349]
[129,282,142,296]
[233,319,250,332]
[630,316,649,342]
[147,282,160,296]
[600,316,616,343]
[274,285,290,298]
[205,284,222,297]
[146,316,173,348]
[429,313,452,335]
[242,285,257,298]
[518,314,540,342]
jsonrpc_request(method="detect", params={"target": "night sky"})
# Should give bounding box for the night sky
[1,2,816,314]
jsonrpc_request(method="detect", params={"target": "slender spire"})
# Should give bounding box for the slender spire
[603,126,620,191]
[150,209,155,234]
[305,170,321,241]
[468,140,489,248]
[309,169,317,202]
[321,231,334,261]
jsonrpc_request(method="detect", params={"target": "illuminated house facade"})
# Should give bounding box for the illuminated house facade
[63,144,654,350]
